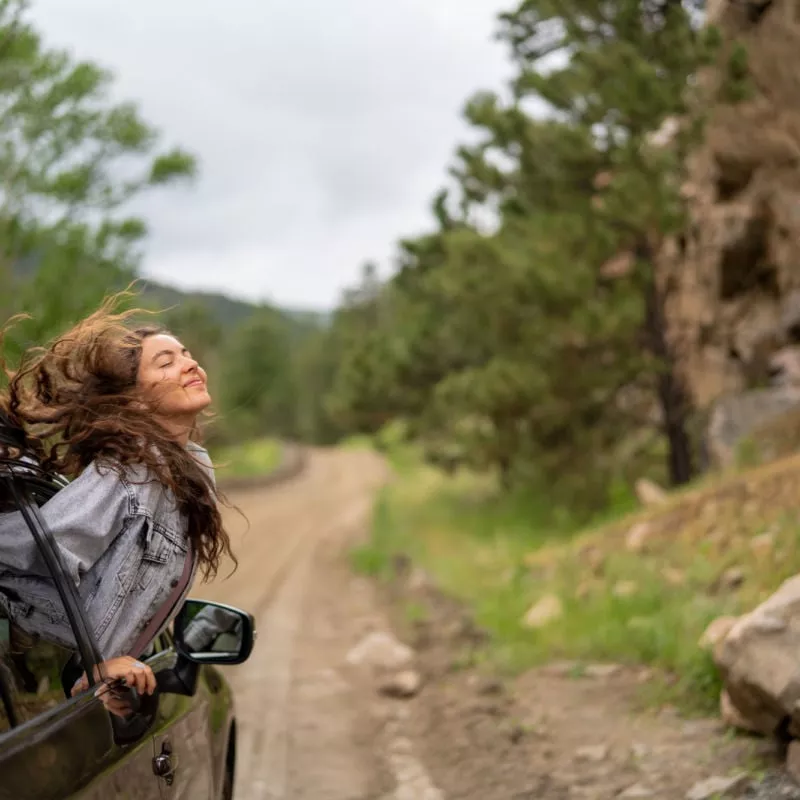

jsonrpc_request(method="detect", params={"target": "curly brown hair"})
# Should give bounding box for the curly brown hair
[1,293,235,580]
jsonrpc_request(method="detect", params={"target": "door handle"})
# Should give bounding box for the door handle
[153,741,176,786]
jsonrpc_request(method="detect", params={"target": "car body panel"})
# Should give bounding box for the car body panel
[0,694,160,800]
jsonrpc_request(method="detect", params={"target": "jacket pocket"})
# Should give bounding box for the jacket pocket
[136,523,181,592]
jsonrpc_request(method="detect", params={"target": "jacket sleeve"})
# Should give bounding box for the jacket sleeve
[0,463,131,585]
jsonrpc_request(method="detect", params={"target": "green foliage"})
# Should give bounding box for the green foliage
[210,437,281,480]
[349,493,396,579]
[721,42,754,103]
[215,308,294,441]
[0,0,196,365]
[734,436,762,469]
[324,0,737,509]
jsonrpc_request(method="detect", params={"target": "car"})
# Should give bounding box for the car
[0,416,255,800]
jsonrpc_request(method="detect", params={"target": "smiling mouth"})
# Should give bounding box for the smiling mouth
[183,379,205,389]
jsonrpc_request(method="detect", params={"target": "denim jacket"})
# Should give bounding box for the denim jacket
[0,442,214,659]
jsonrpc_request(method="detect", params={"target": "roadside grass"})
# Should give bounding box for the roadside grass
[210,437,281,480]
[351,445,800,715]
[339,434,374,451]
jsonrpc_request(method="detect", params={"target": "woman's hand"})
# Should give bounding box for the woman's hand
[70,655,157,698]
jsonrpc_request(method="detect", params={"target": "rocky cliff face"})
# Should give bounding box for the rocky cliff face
[661,0,800,426]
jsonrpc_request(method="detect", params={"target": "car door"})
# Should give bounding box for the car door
[0,465,164,800]
[0,604,165,800]
[147,630,219,800]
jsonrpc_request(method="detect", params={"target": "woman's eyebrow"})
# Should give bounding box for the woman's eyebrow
[151,347,189,363]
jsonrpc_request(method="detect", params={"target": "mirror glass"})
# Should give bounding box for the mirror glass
[174,600,251,664]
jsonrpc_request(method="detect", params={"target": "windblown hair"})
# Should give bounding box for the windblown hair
[1,293,235,580]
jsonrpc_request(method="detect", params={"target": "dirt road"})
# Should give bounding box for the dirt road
[195,448,441,800]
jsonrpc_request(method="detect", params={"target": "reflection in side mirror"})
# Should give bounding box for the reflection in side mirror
[173,600,255,666]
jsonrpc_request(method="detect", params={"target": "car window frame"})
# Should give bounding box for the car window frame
[0,455,105,736]
[3,469,103,673]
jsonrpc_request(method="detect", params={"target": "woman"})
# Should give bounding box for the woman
[0,294,234,700]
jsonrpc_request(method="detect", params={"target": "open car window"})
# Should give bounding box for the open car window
[0,606,76,731]
[0,427,88,733]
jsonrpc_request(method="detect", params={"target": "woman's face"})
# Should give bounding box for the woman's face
[136,334,212,420]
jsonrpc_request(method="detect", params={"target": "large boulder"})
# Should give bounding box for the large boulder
[714,575,800,735]
[705,386,800,468]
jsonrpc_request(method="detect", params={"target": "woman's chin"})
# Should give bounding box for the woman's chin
[184,387,212,412]
[160,393,212,420]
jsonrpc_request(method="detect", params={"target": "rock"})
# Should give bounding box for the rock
[618,782,654,798]
[769,346,800,388]
[575,744,609,762]
[379,670,422,699]
[541,660,581,677]
[706,388,800,470]
[584,663,622,679]
[747,772,800,799]
[634,478,668,507]
[625,522,652,553]
[522,594,563,629]
[613,580,638,598]
[698,616,738,653]
[714,575,800,736]
[685,773,749,800]
[346,632,414,671]
[720,566,746,591]
[680,719,723,737]
[720,687,764,734]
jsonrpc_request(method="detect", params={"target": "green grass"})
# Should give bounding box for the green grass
[352,444,800,715]
[210,438,281,479]
[339,434,375,451]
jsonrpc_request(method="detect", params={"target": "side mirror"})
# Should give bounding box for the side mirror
[173,600,255,665]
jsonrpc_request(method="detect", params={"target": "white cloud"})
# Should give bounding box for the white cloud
[29,0,513,309]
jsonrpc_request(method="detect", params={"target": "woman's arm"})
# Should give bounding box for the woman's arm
[0,462,130,584]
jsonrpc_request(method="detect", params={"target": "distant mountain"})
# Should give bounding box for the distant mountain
[137,278,331,332]
[10,251,331,334]
[137,279,260,329]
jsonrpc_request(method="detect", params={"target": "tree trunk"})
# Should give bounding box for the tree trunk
[639,242,696,486]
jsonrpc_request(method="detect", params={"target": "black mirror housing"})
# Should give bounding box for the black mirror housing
[173,599,255,666]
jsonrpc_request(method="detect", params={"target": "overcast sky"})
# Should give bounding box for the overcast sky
[30,0,512,310]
